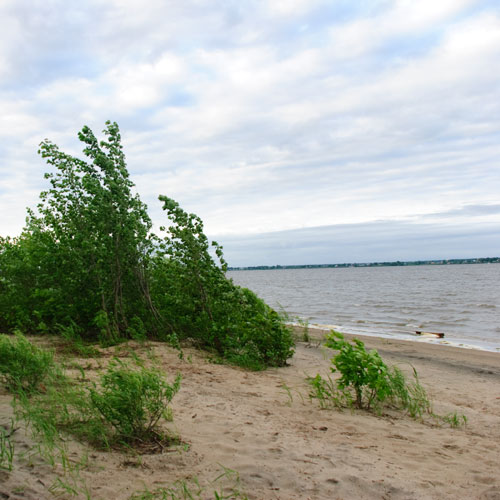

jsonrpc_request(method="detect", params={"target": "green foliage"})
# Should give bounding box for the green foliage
[0,333,56,393]
[14,359,181,450]
[151,196,294,369]
[0,121,155,341]
[89,358,181,442]
[309,331,432,417]
[308,373,347,409]
[0,121,294,369]
[325,331,392,410]
[57,321,101,357]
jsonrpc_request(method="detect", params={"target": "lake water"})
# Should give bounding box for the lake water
[227,264,500,352]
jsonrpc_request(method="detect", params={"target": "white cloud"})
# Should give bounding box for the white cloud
[263,0,326,18]
[104,53,187,110]
[0,1,499,264]
[327,0,478,59]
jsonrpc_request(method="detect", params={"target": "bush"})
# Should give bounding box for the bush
[0,122,294,370]
[309,331,431,416]
[325,331,392,410]
[13,352,181,450]
[0,333,56,393]
[89,358,181,442]
[151,195,294,370]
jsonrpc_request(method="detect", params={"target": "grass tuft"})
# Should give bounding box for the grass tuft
[130,465,248,500]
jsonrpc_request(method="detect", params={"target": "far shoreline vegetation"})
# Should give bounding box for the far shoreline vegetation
[228,256,500,271]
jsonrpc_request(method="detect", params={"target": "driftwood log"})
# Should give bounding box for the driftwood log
[415,330,445,338]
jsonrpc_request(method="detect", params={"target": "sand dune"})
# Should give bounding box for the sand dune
[1,330,500,499]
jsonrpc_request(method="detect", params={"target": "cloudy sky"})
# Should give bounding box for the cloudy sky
[1,0,499,266]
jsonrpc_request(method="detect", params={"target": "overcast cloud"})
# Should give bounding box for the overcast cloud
[1,0,499,266]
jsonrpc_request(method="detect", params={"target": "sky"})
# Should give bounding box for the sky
[1,0,499,267]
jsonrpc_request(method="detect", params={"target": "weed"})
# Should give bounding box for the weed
[57,322,100,358]
[49,468,92,500]
[307,373,349,410]
[130,465,248,500]
[280,382,305,406]
[437,411,468,428]
[0,424,15,471]
[281,382,294,406]
[297,317,311,342]
[388,365,431,419]
[0,332,56,393]
[10,389,92,497]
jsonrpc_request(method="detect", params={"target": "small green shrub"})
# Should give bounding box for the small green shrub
[324,331,392,410]
[309,331,432,417]
[89,358,181,443]
[0,333,56,393]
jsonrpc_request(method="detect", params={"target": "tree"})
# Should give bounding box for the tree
[151,196,294,368]
[0,122,294,368]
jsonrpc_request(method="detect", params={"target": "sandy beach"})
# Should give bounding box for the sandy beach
[1,328,500,499]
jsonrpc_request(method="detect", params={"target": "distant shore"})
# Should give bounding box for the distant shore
[228,256,500,271]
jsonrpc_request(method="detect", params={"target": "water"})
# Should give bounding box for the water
[227,264,500,352]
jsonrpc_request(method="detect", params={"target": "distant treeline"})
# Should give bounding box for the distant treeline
[228,257,500,271]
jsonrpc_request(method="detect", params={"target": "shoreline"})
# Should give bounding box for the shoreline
[291,322,500,354]
[294,325,500,375]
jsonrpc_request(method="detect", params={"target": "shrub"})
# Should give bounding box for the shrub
[13,352,182,450]
[0,122,294,370]
[309,331,431,416]
[0,333,56,393]
[324,331,392,410]
[152,195,294,370]
[89,358,181,442]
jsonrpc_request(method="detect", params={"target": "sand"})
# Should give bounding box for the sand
[1,328,500,499]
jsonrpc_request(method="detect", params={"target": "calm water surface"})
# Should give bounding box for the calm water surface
[228,264,500,351]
